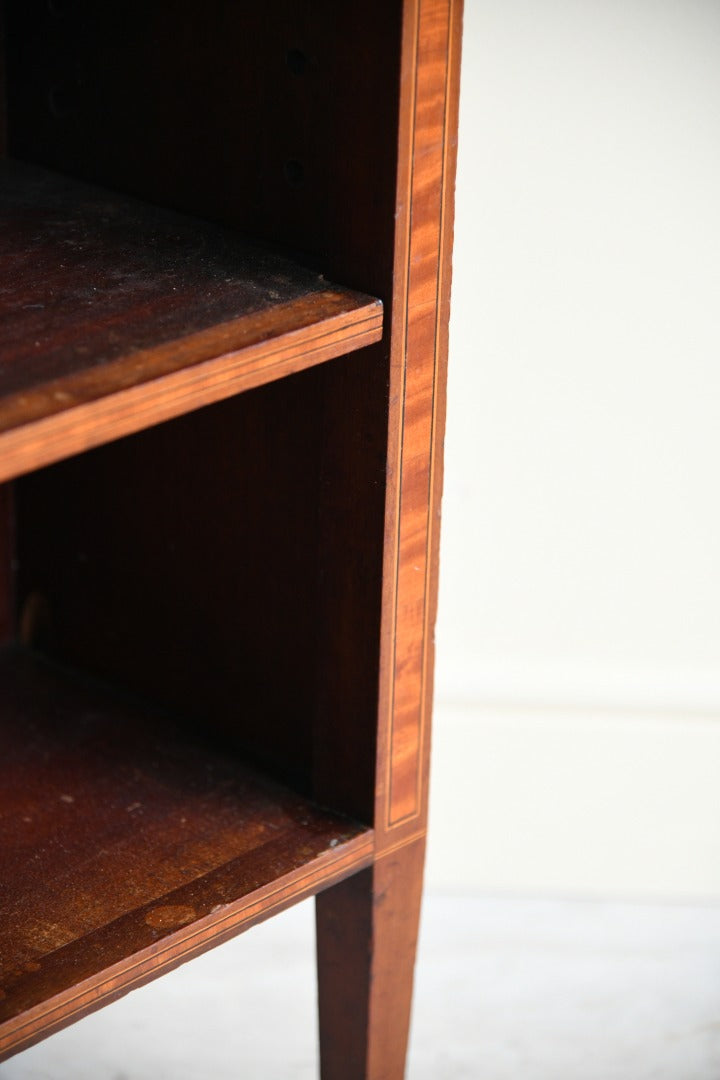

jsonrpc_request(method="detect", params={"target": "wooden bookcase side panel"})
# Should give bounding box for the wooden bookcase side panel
[376,0,463,847]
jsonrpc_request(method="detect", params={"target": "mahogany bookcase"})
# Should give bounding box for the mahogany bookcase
[0,1,462,1076]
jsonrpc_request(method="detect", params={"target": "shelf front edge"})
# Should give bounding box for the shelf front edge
[0,829,374,1061]
[0,294,382,483]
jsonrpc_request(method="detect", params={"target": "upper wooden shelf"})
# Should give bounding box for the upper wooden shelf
[0,160,383,482]
[0,646,373,1059]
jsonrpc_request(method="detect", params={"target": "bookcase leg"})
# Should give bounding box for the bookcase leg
[315,836,425,1080]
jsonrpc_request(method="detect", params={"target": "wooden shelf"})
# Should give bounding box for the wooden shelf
[0,161,383,483]
[0,647,374,1059]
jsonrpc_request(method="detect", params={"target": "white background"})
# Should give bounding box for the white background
[429,0,720,899]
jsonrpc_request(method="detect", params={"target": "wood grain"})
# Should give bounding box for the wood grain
[0,647,373,1059]
[2,834,373,1062]
[316,836,425,1080]
[0,161,382,482]
[378,0,463,841]
[313,3,461,1071]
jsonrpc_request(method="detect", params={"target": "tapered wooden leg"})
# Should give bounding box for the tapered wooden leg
[315,836,425,1080]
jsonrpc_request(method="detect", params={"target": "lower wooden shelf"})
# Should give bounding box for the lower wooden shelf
[0,647,374,1059]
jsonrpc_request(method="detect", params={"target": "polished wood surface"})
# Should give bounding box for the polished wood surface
[318,1,461,1073]
[0,647,372,1058]
[0,162,381,483]
[316,837,425,1080]
[378,0,463,846]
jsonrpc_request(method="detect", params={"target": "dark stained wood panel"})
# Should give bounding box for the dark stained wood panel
[5,0,403,296]
[0,647,373,1057]
[16,373,330,798]
[0,161,382,481]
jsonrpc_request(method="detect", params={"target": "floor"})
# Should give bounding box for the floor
[3,894,720,1079]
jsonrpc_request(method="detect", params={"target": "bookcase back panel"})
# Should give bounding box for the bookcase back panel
[14,351,385,818]
[5,0,402,298]
[15,369,324,792]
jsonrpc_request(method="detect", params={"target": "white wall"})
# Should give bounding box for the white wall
[429,0,720,899]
